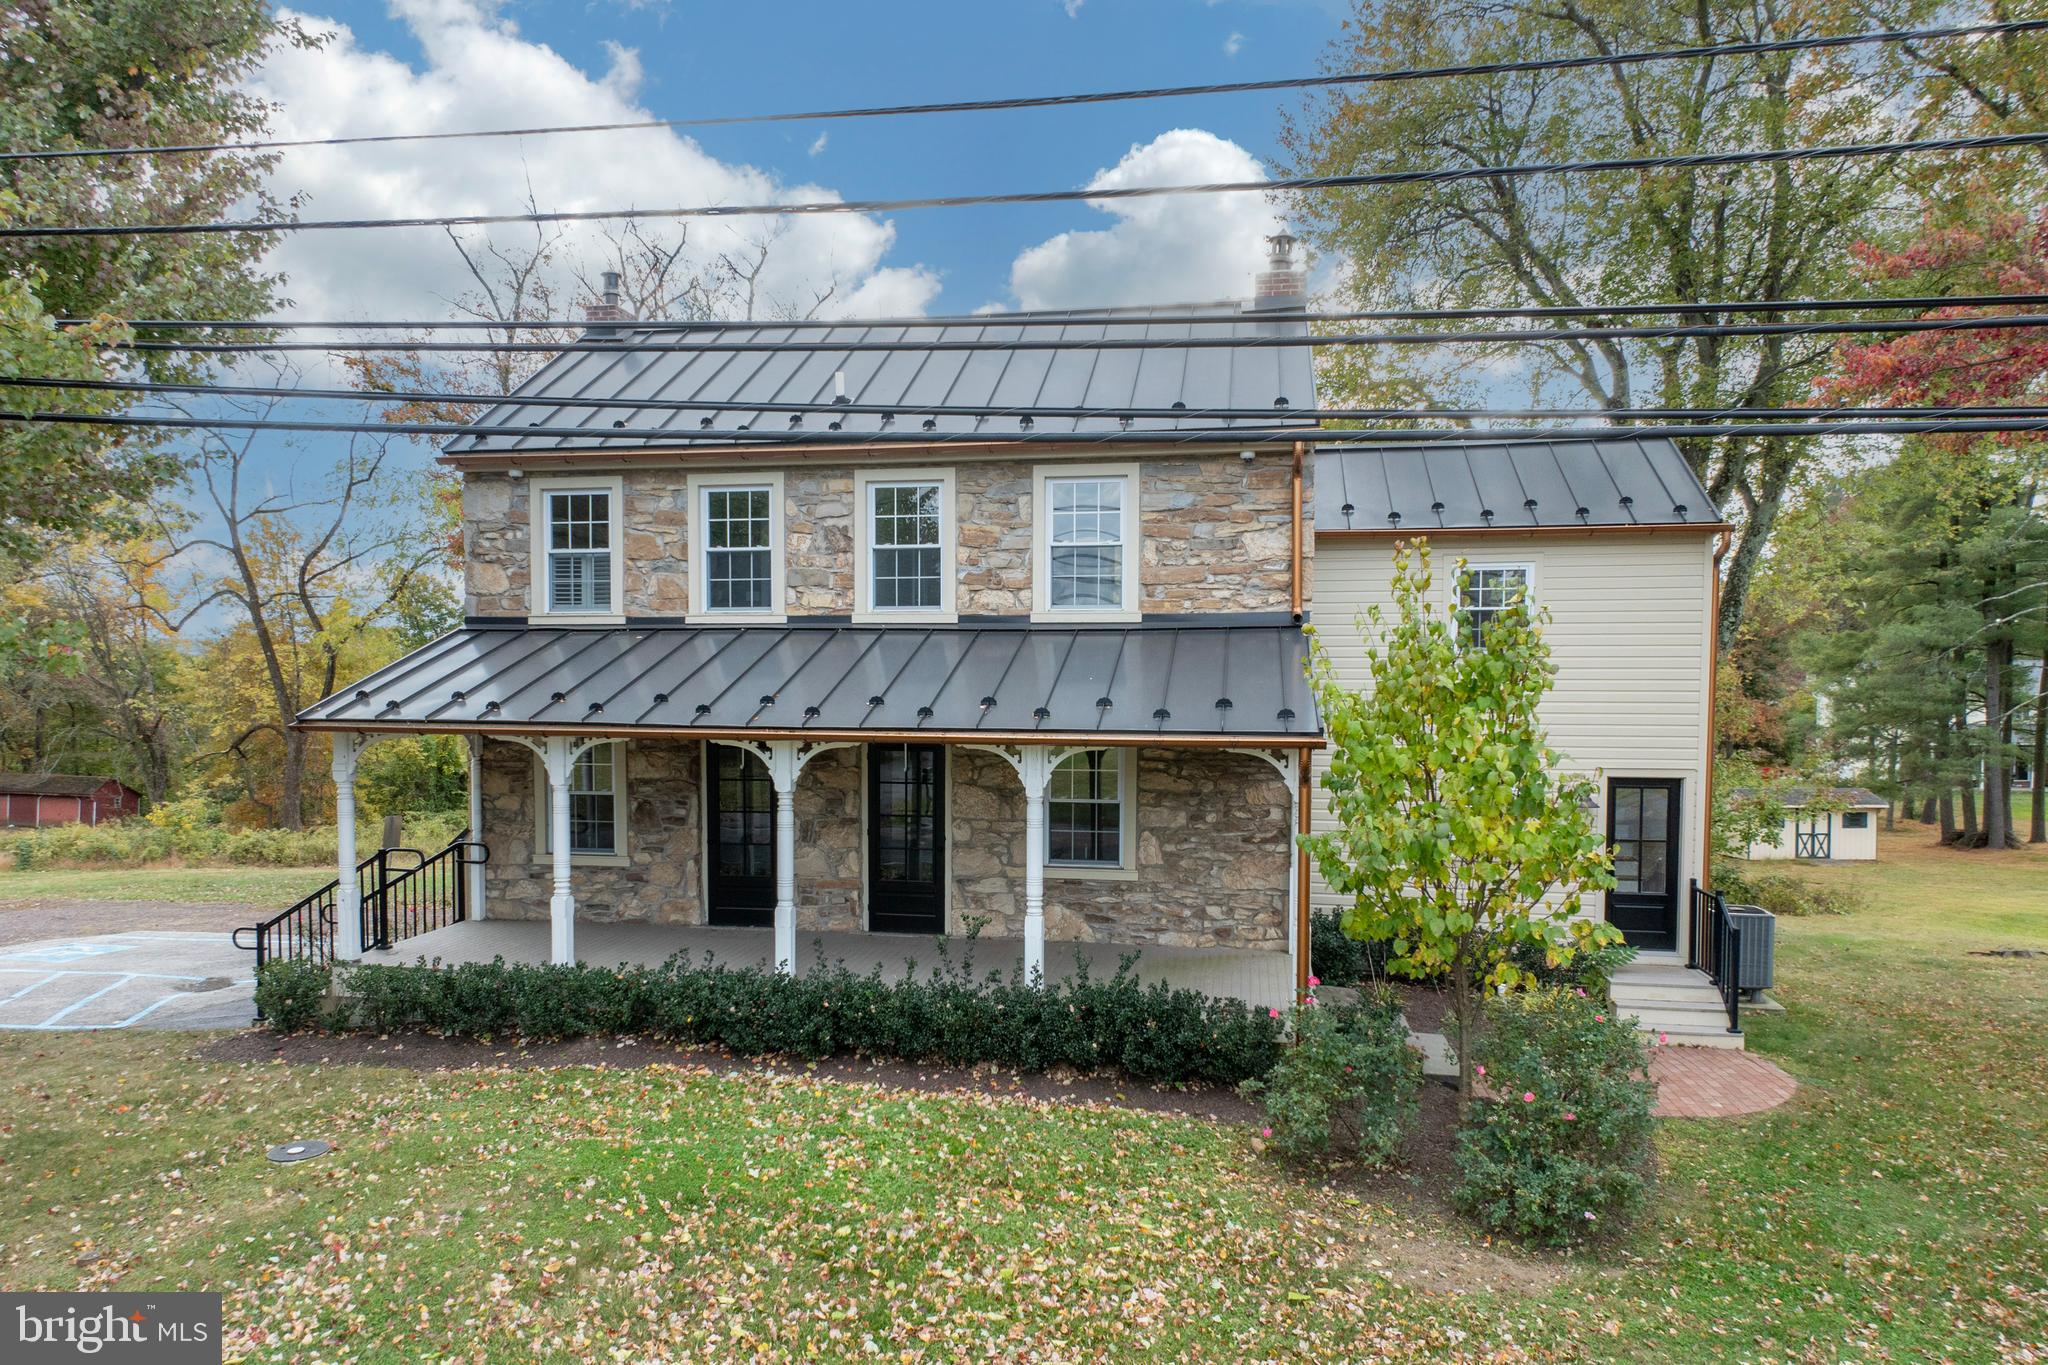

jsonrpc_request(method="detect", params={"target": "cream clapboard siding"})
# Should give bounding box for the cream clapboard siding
[1308,530,1718,954]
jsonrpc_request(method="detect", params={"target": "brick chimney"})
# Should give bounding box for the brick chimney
[1252,232,1306,310]
[584,270,636,325]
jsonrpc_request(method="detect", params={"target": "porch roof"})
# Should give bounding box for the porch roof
[297,619,1320,747]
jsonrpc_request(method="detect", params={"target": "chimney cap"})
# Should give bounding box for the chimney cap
[585,270,636,329]
[1252,229,1306,311]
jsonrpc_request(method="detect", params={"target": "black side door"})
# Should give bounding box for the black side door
[867,743,945,934]
[1606,778,1681,951]
[706,744,775,928]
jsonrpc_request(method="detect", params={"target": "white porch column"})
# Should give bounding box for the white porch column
[1018,745,1054,986]
[332,733,368,961]
[465,734,488,921]
[763,740,800,976]
[542,735,576,965]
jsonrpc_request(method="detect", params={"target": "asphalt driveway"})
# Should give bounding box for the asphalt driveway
[0,930,255,1030]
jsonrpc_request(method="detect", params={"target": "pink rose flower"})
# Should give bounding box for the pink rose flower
[1261,1127,1272,1138]
[1308,975,1321,987]
[1474,1065,1485,1077]
[1658,1032,1668,1045]
[1268,1008,1281,1019]
[1594,1014,1605,1023]
[1522,1092,1535,1103]
[1563,1112,1576,1121]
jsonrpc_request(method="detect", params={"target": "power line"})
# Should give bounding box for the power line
[9,374,2048,426]
[9,131,2046,239]
[60,291,2048,331]
[90,310,2048,356]
[8,19,2041,166]
[4,409,2045,445]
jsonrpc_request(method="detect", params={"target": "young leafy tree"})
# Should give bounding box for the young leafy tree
[1302,541,1618,1109]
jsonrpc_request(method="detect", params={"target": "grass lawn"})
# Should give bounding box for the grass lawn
[0,828,2041,1362]
[0,865,331,907]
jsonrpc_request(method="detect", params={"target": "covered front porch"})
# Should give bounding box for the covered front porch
[360,918,1295,1010]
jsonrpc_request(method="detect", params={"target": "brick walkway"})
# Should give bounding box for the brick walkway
[1649,1047,1798,1119]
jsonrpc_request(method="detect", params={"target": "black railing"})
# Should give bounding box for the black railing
[1686,878,1742,1036]
[236,833,487,981]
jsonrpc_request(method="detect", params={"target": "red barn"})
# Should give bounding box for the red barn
[0,774,143,828]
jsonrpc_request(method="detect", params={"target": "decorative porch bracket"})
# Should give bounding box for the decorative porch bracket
[714,738,857,976]
[501,734,611,966]
[962,743,1084,987]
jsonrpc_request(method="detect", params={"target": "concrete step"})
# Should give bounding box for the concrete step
[1612,981,1729,1003]
[1611,962,1714,987]
[1650,1026,1746,1051]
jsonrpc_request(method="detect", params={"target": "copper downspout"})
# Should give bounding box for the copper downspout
[1702,529,1732,888]
[1289,440,1306,622]
[1296,751,1314,997]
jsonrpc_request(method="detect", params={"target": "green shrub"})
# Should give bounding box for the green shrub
[1505,936,1637,994]
[1241,993,1421,1166]
[288,950,1286,1085]
[254,959,333,1031]
[1452,987,1655,1245]
[6,809,470,871]
[1711,860,1861,917]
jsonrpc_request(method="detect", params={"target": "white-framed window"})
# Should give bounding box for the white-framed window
[1456,563,1534,647]
[1032,463,1140,622]
[1046,748,1135,874]
[535,742,629,864]
[854,468,955,621]
[688,471,785,621]
[529,475,624,621]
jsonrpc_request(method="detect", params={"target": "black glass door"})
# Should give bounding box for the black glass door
[706,745,774,928]
[1606,778,1681,950]
[867,744,945,933]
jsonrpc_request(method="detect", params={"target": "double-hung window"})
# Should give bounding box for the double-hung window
[538,743,626,861]
[1457,564,1533,646]
[1047,748,1133,871]
[532,478,622,618]
[856,470,954,619]
[689,473,784,620]
[1033,464,1140,621]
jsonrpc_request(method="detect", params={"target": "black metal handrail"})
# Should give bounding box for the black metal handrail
[233,847,403,973]
[362,834,489,950]
[1686,878,1742,1035]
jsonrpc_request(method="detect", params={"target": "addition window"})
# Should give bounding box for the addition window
[530,477,623,619]
[689,472,785,620]
[855,469,955,620]
[1457,564,1533,646]
[1033,464,1140,621]
[1047,748,1134,870]
[537,743,627,861]
[1841,810,1870,829]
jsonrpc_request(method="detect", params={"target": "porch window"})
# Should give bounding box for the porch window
[539,743,623,859]
[544,489,614,613]
[868,480,945,610]
[1457,564,1532,646]
[1048,748,1129,867]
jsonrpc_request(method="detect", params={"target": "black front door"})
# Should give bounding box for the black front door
[706,745,774,927]
[1607,778,1681,951]
[868,744,945,934]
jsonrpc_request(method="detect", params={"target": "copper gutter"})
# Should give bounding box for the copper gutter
[1317,522,1733,541]
[1702,528,1732,888]
[293,717,1323,751]
[1289,440,1307,622]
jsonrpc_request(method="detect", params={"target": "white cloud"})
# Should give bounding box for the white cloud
[1223,31,1244,57]
[808,131,829,157]
[1063,0,1084,16]
[248,1,938,327]
[1003,129,1284,310]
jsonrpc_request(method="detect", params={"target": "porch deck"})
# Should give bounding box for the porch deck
[360,920,1294,1010]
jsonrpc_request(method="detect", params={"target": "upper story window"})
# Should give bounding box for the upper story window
[1457,564,1533,646]
[855,469,955,621]
[689,471,785,621]
[1047,748,1133,870]
[1033,464,1141,622]
[530,476,624,620]
[537,742,626,861]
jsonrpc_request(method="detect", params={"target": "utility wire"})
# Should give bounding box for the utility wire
[89,311,2048,356]
[8,131,2046,239]
[5,18,2041,164]
[58,292,2048,331]
[8,374,2048,426]
[4,409,2045,445]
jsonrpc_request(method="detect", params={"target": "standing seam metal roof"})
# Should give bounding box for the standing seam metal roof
[1315,437,1719,532]
[446,302,1317,455]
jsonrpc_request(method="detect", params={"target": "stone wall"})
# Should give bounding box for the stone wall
[479,738,1289,952]
[462,447,1312,618]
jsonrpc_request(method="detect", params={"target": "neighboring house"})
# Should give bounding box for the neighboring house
[0,774,142,828]
[282,242,1726,1018]
[1742,788,1889,862]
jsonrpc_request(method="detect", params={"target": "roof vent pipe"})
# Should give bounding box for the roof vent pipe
[584,270,636,331]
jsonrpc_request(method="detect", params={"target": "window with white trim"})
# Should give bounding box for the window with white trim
[1032,464,1140,621]
[868,480,945,610]
[542,487,615,613]
[1047,748,1131,867]
[539,744,623,857]
[1457,565,1532,646]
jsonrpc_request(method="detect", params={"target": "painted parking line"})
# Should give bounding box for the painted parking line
[0,932,258,1031]
[0,972,62,1004]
